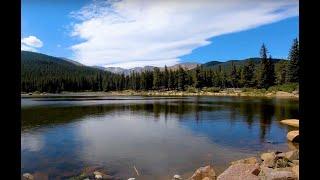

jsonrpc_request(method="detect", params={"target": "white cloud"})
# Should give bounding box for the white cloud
[21,35,43,52]
[70,0,298,68]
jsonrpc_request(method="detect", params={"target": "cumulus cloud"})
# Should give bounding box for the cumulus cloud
[21,35,43,52]
[70,0,298,68]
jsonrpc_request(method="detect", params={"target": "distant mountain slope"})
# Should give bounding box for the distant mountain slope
[59,57,84,66]
[103,62,200,75]
[21,51,103,73]
[21,51,115,92]
[202,58,286,71]
[164,62,200,71]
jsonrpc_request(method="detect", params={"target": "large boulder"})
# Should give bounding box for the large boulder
[217,163,260,180]
[280,119,299,128]
[261,152,276,168]
[231,157,258,165]
[292,165,299,177]
[259,166,297,180]
[287,131,299,142]
[190,165,217,180]
[285,150,299,161]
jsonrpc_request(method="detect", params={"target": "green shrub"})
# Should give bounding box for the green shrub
[241,88,255,92]
[268,83,298,93]
[186,86,198,93]
[203,87,221,93]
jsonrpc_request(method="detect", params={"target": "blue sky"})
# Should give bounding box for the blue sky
[22,0,299,68]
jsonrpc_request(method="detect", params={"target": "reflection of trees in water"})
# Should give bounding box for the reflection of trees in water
[22,98,298,138]
[258,100,275,141]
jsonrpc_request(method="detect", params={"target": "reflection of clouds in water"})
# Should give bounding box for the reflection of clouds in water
[21,133,44,152]
[76,111,252,175]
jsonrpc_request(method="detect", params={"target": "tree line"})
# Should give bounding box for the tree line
[21,39,299,93]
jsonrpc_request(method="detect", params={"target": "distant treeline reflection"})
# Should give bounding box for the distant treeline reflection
[22,98,298,141]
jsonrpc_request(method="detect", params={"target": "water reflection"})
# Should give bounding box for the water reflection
[21,96,298,179]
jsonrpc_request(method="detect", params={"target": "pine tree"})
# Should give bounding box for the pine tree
[257,43,271,88]
[286,38,299,83]
[153,67,161,89]
[192,65,201,88]
[230,62,238,88]
[177,66,186,90]
[163,66,169,89]
[267,55,275,87]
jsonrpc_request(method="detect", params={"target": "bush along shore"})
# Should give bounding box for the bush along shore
[22,120,299,180]
[21,87,299,99]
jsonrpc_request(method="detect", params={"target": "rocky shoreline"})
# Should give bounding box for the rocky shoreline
[22,148,299,180]
[21,89,299,99]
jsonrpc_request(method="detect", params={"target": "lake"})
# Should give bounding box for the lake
[21,96,299,179]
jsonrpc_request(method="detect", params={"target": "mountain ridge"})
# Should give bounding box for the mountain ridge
[21,51,287,75]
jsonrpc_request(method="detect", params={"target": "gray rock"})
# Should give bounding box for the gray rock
[217,163,260,180]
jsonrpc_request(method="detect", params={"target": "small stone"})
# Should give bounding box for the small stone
[95,174,103,179]
[231,157,258,165]
[22,173,34,180]
[251,168,260,176]
[173,174,182,179]
[128,178,135,180]
[94,171,103,176]
[261,152,276,168]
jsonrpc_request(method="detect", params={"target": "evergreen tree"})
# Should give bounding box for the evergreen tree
[192,65,201,88]
[240,61,255,87]
[163,66,169,89]
[257,43,272,88]
[177,66,187,90]
[153,67,161,89]
[230,62,239,87]
[286,38,299,83]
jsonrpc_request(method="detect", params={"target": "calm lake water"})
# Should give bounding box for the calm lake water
[21,96,299,179]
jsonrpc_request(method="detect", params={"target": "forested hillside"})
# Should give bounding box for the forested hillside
[21,39,299,93]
